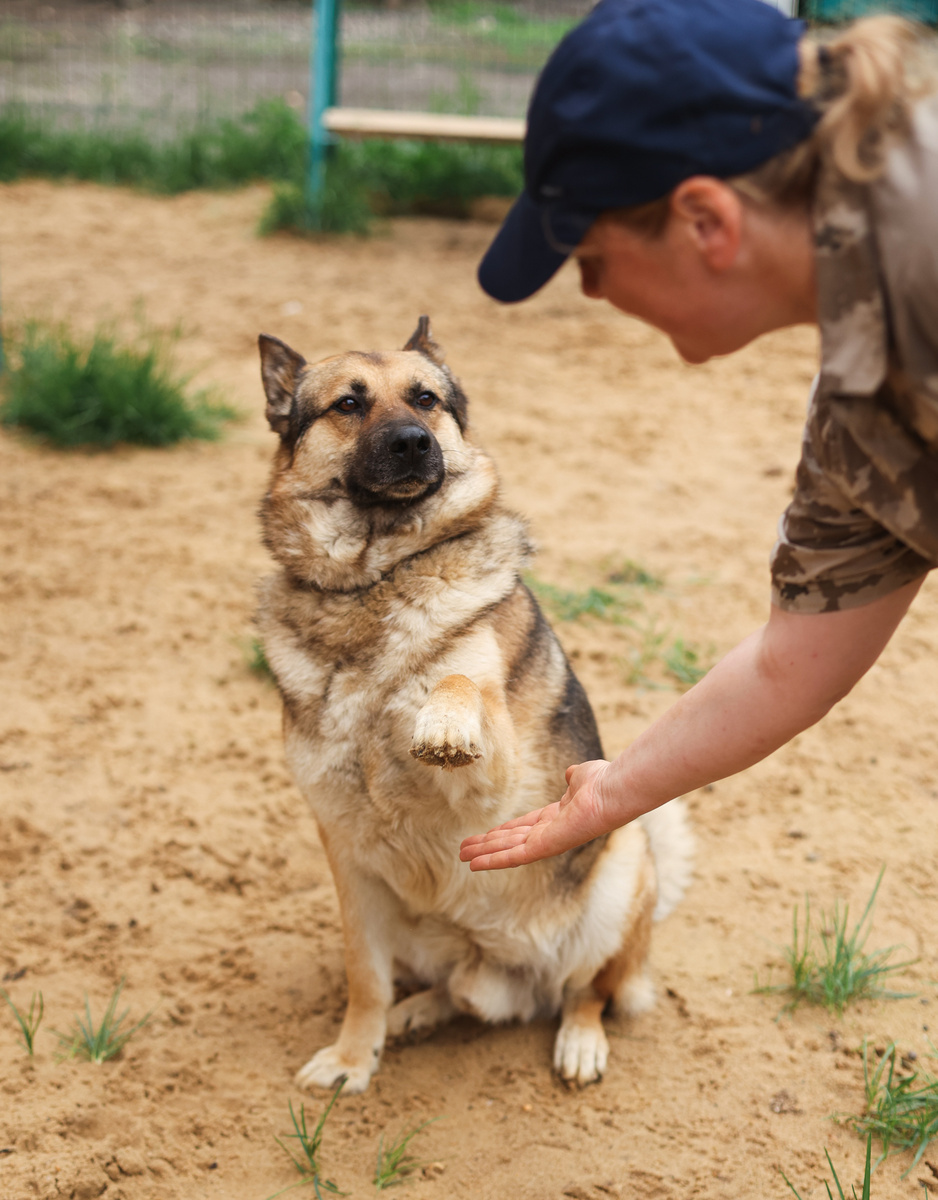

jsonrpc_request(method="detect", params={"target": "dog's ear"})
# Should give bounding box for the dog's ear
[259,334,306,437]
[403,315,445,365]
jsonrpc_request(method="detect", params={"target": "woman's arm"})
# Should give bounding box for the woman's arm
[459,575,926,871]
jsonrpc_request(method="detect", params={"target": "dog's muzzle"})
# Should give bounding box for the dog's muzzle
[348,418,445,505]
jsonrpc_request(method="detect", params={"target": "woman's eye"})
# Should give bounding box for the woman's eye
[334,395,360,413]
[415,391,438,409]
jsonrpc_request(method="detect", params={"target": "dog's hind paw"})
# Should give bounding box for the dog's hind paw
[553,1020,608,1087]
[295,1044,376,1094]
[387,987,457,1040]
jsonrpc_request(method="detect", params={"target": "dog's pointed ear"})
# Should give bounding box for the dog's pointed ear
[259,334,305,437]
[403,315,444,365]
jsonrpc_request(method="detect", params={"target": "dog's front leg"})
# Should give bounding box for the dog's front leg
[410,674,514,785]
[295,839,394,1095]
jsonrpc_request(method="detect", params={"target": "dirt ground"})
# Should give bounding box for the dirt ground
[1,180,937,1200]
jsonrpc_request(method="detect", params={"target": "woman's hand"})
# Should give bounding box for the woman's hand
[459,759,614,871]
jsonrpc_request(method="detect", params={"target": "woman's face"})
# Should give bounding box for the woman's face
[574,178,816,363]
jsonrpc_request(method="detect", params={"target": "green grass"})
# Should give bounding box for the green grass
[54,979,150,1063]
[524,573,636,623]
[755,869,916,1016]
[844,1042,938,1173]
[781,1132,873,1200]
[269,1083,347,1200]
[374,1120,438,1190]
[663,637,709,686]
[1,320,236,448]
[246,637,275,683]
[0,987,44,1055]
[0,100,306,192]
[620,619,712,691]
[525,565,711,690]
[606,559,664,589]
[0,100,524,235]
[427,1,576,59]
[258,174,373,238]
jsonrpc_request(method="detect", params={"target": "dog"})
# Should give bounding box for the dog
[255,317,693,1093]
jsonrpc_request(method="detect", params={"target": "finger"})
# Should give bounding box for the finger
[459,831,532,861]
[458,807,551,852]
[467,841,545,871]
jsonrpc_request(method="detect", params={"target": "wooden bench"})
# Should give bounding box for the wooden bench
[323,107,526,144]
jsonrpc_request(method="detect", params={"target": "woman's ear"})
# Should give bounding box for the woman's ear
[669,177,744,272]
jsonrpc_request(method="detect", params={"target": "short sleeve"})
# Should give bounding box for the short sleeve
[770,388,933,614]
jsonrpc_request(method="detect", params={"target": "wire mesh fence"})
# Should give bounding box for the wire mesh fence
[0,0,591,137]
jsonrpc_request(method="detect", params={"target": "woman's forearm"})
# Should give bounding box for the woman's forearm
[460,578,925,870]
[596,578,925,826]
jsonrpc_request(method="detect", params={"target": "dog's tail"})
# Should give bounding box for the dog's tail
[638,799,694,922]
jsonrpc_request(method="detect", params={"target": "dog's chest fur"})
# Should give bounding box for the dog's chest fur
[258,510,529,827]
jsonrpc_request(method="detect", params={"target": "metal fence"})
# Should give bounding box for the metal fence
[3,0,935,140]
[0,0,591,135]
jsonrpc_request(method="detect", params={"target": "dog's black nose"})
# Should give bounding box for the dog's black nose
[389,424,431,469]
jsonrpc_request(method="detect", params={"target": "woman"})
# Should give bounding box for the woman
[461,0,937,871]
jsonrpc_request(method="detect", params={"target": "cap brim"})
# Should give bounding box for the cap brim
[477,191,571,304]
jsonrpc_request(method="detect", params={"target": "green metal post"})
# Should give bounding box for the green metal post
[307,0,340,228]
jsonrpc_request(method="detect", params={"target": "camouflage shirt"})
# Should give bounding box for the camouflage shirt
[770,96,938,613]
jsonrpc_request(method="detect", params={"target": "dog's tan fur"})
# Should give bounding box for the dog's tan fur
[256,318,693,1093]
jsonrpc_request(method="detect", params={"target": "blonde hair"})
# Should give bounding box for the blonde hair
[608,15,927,234]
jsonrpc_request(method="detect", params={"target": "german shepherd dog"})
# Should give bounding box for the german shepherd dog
[256,318,692,1093]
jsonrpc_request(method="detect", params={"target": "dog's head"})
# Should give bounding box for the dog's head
[260,316,468,507]
[259,318,497,590]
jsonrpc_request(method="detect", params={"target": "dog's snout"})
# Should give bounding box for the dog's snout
[389,424,431,468]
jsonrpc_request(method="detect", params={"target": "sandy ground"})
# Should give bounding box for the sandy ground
[1,180,937,1200]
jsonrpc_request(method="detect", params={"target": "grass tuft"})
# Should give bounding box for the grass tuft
[1,320,236,448]
[844,1042,938,1174]
[780,1131,873,1199]
[606,559,664,589]
[374,1119,439,1190]
[258,174,372,238]
[524,573,636,623]
[246,636,275,683]
[54,979,150,1063]
[663,637,708,686]
[620,618,712,691]
[754,868,916,1016]
[269,1081,347,1199]
[0,987,44,1055]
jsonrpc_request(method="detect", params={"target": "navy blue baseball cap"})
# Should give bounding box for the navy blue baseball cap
[478,0,818,303]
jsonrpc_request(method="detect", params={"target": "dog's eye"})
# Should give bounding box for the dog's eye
[333,395,361,414]
[415,391,438,409]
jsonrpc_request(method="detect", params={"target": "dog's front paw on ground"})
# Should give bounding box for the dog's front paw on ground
[410,707,483,768]
[295,1044,377,1094]
[553,1020,608,1087]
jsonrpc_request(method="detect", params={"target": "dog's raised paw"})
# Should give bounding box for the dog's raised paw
[295,1045,375,1094]
[553,1020,608,1088]
[410,708,483,769]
